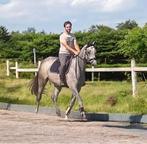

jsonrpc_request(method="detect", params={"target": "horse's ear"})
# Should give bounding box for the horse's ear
[86,42,91,47]
[87,41,96,47]
[83,44,88,49]
[92,41,96,46]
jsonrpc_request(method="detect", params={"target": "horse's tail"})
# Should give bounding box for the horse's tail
[30,73,40,113]
[29,61,48,113]
[30,61,48,97]
[30,73,39,97]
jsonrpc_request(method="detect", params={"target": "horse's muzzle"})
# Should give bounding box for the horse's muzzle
[89,58,97,65]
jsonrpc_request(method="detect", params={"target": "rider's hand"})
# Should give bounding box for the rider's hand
[74,51,80,56]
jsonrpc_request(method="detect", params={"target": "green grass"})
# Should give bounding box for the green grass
[0,61,147,114]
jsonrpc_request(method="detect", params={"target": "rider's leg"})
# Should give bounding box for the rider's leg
[59,54,71,85]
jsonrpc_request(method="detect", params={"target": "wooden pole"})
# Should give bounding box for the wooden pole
[131,58,137,96]
[92,66,94,82]
[38,61,41,69]
[98,72,100,81]
[33,48,36,65]
[15,61,19,79]
[35,61,41,76]
[6,60,10,76]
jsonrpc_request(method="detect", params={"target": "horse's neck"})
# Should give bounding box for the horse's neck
[76,56,85,71]
[79,47,85,59]
[73,52,85,78]
[68,48,86,85]
[74,53,85,84]
[70,47,86,75]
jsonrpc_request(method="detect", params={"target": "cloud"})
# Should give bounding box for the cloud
[0,0,137,19]
[0,0,140,33]
[70,0,137,12]
[0,0,24,18]
[101,0,136,12]
[0,0,53,19]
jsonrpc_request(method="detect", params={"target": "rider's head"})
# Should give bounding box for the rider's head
[64,21,72,34]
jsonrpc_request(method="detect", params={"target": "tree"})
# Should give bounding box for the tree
[0,26,10,42]
[89,24,114,33]
[116,20,138,30]
[0,26,11,58]
[87,25,123,63]
[23,27,36,33]
[118,27,147,62]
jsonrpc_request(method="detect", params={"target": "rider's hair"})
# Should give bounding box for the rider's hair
[64,21,72,27]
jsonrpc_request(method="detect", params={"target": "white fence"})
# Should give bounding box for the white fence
[6,59,147,96]
[6,60,41,78]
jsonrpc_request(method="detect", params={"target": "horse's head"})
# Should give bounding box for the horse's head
[81,42,97,65]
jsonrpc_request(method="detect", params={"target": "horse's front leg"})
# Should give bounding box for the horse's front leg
[51,85,62,116]
[70,88,86,120]
[65,94,76,119]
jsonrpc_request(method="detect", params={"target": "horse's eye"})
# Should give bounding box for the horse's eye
[87,51,91,54]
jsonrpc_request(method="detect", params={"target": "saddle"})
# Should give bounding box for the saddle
[50,57,73,74]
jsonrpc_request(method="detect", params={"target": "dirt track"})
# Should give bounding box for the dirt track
[0,110,147,144]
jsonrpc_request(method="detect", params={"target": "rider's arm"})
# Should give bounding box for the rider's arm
[60,37,79,55]
[74,40,80,54]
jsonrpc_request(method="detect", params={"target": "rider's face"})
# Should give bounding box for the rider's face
[64,24,72,33]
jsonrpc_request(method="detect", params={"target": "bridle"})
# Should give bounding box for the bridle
[84,46,96,64]
[74,45,96,64]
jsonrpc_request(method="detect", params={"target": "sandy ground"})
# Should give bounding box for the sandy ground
[0,110,147,144]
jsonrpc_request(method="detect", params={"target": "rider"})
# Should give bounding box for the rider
[59,21,80,85]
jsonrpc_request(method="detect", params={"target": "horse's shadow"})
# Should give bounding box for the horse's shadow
[103,114,147,130]
[103,123,147,131]
[58,113,147,126]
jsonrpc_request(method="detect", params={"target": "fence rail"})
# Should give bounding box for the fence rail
[6,59,147,96]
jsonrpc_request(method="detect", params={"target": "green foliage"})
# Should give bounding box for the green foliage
[118,27,147,62]
[0,60,147,114]
[0,26,10,42]
[0,30,60,61]
[0,20,147,64]
[116,19,138,30]
[0,26,11,58]
[1,77,147,114]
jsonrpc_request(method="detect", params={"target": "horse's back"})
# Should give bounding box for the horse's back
[41,56,58,69]
[43,56,58,63]
[38,57,58,77]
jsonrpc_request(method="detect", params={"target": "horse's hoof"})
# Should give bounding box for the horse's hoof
[56,108,61,117]
[35,108,38,114]
[82,117,88,121]
[81,112,87,121]
[65,115,69,120]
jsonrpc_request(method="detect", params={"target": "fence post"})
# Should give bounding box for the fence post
[6,60,10,76]
[33,48,37,65]
[38,61,41,69]
[131,58,137,96]
[15,61,19,78]
[92,66,94,82]
[35,61,41,76]
[98,72,100,81]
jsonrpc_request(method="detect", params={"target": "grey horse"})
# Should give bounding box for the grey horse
[30,43,97,119]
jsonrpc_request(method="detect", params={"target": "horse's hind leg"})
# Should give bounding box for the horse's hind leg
[51,85,62,116]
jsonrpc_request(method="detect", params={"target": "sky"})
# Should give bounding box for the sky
[0,0,147,33]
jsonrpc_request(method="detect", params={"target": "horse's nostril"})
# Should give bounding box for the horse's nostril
[92,60,97,65]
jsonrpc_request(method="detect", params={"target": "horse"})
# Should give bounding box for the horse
[30,43,97,120]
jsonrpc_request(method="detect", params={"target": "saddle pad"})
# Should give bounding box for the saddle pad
[50,56,73,74]
[50,58,60,73]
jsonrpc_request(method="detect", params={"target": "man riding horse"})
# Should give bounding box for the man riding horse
[59,21,80,86]
[30,21,97,120]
